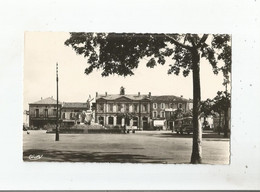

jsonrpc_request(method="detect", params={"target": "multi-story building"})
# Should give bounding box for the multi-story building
[28,97,62,128]
[61,102,89,126]
[29,96,95,129]
[151,95,193,130]
[28,92,193,130]
[95,87,152,130]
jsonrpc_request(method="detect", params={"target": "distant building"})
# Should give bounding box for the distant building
[151,95,193,130]
[95,87,152,130]
[28,92,193,130]
[61,102,89,126]
[29,97,61,128]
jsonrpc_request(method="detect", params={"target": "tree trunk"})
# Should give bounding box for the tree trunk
[218,112,221,135]
[203,116,207,129]
[190,49,202,164]
[223,109,228,138]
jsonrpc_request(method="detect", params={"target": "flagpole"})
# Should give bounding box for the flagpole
[55,62,59,141]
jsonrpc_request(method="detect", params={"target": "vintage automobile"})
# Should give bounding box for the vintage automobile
[174,117,193,134]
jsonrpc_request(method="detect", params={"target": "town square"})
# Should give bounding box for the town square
[24,129,229,164]
[1,0,260,190]
[23,32,231,164]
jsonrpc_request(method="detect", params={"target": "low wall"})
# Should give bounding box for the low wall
[46,128,123,134]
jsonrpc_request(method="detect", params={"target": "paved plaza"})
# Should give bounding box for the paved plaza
[23,130,230,164]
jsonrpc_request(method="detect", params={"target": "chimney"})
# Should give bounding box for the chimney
[96,92,98,97]
[148,92,151,98]
[105,92,107,96]
[41,97,42,100]
[138,92,140,96]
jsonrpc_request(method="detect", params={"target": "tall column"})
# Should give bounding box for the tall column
[139,102,141,129]
[113,116,117,126]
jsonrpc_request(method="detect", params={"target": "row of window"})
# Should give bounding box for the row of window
[34,109,57,117]
[107,116,138,126]
[97,103,149,113]
[153,111,165,118]
[153,103,183,109]
[98,103,184,112]
[34,111,81,120]
[99,116,148,126]
[34,109,81,118]
[62,112,80,120]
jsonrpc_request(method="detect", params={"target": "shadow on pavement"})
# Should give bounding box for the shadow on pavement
[154,132,230,140]
[23,149,168,163]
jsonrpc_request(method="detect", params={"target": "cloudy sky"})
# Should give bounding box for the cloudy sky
[24,32,229,110]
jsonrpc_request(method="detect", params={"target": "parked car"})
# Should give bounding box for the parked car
[174,117,193,134]
[125,125,138,133]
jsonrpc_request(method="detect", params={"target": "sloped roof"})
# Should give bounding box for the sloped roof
[151,95,191,102]
[62,102,88,109]
[29,97,61,105]
[96,94,151,101]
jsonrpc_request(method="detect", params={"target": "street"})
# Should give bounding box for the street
[23,130,230,164]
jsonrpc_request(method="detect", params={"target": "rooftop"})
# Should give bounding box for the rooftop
[29,97,62,105]
[62,102,89,109]
[96,94,151,101]
[151,95,192,102]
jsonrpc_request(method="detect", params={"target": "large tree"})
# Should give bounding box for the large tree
[65,33,231,164]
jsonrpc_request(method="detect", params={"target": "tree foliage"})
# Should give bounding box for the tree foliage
[212,91,231,113]
[65,33,230,78]
[200,99,215,118]
[171,108,193,120]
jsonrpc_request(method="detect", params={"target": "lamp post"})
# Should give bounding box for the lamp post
[55,63,59,141]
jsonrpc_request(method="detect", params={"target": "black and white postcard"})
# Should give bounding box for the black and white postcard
[24,32,231,164]
[0,0,260,190]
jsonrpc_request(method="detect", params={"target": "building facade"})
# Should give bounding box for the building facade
[28,92,193,130]
[95,87,152,130]
[29,97,61,128]
[151,95,193,130]
[61,102,90,126]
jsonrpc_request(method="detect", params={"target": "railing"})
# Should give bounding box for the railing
[30,114,59,118]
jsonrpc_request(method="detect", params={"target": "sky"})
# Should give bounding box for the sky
[24,32,229,111]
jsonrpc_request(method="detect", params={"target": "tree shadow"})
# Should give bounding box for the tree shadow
[154,132,230,140]
[23,149,168,163]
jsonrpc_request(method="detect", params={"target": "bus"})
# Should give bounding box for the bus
[174,116,193,135]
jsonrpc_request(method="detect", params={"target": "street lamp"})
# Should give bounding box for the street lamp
[55,63,59,141]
